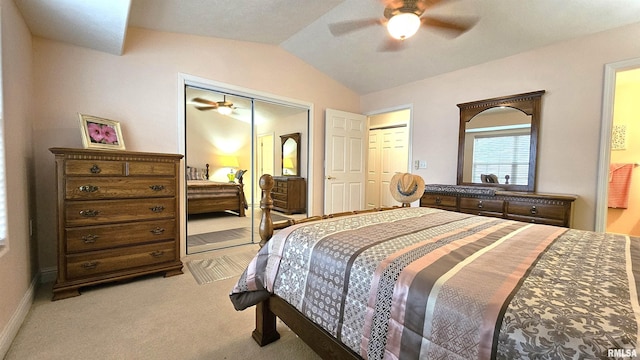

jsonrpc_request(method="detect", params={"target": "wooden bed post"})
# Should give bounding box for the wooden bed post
[252,298,281,346]
[259,174,275,248]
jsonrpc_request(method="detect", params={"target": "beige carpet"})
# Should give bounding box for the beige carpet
[5,244,321,360]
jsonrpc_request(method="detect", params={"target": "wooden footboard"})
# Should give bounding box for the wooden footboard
[254,295,361,359]
[253,174,397,358]
[186,179,247,217]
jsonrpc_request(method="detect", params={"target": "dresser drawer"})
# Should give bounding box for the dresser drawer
[506,201,566,221]
[420,194,457,208]
[274,182,287,194]
[459,198,504,213]
[65,198,176,226]
[505,214,566,227]
[66,160,125,176]
[65,219,176,253]
[65,178,176,200]
[65,160,175,177]
[66,241,176,280]
[127,161,175,176]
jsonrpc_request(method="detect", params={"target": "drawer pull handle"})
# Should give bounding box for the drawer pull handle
[530,206,538,215]
[81,261,99,270]
[435,197,442,205]
[90,164,101,174]
[80,209,100,217]
[151,227,166,235]
[79,185,99,193]
[150,206,165,213]
[477,201,483,209]
[82,234,99,243]
[149,185,165,191]
[150,250,165,258]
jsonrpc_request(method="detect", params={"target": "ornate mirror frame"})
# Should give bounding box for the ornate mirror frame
[457,90,545,192]
[281,132,301,176]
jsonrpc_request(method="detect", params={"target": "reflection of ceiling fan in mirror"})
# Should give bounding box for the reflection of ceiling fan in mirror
[328,0,478,51]
[191,95,236,115]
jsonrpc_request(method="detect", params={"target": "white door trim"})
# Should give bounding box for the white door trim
[595,57,640,232]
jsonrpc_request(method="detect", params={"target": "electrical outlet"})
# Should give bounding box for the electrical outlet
[419,160,427,169]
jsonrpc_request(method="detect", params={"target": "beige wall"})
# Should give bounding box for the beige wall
[607,69,640,235]
[31,27,360,272]
[361,22,640,231]
[0,0,37,354]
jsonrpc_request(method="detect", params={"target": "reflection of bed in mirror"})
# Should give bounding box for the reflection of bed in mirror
[186,166,247,216]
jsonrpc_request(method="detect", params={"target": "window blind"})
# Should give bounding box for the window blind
[471,134,530,185]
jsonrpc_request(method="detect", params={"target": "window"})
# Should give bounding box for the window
[471,133,530,185]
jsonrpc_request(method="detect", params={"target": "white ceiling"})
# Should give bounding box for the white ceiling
[14,0,640,94]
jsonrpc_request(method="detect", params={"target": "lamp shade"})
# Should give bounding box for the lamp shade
[219,155,239,168]
[387,12,421,40]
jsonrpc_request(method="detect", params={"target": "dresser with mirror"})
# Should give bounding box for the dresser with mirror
[421,90,577,227]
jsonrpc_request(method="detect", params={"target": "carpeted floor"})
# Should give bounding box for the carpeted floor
[5,244,321,360]
[187,213,292,247]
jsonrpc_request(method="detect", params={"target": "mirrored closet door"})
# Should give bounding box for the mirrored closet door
[184,86,309,254]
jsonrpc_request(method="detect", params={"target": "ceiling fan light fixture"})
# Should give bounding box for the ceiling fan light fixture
[217,105,233,115]
[387,12,421,40]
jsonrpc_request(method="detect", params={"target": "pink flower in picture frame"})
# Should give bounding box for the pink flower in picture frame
[79,114,126,150]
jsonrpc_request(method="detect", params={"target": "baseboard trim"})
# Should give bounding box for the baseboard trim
[40,266,57,284]
[0,275,37,358]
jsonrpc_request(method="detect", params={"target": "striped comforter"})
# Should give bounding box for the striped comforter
[230,207,640,359]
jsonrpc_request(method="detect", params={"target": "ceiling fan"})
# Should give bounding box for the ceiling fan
[190,95,236,115]
[328,0,478,51]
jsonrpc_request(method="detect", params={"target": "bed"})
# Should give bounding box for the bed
[230,174,639,359]
[186,166,247,216]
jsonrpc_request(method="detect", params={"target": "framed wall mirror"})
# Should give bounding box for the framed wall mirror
[457,90,545,192]
[281,132,301,176]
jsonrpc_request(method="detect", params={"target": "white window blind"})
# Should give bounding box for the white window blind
[471,134,530,185]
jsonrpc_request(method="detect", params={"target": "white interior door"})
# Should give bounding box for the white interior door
[324,109,367,214]
[367,126,409,208]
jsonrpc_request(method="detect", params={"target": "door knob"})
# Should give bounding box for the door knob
[326,176,336,180]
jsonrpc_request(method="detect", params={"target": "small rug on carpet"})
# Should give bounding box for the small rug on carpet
[271,213,292,222]
[187,252,255,284]
[188,227,252,246]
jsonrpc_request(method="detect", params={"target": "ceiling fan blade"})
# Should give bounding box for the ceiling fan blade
[328,18,382,36]
[378,38,404,52]
[415,0,449,12]
[421,15,478,37]
[195,106,217,111]
[191,97,218,106]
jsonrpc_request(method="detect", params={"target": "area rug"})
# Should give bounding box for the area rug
[269,213,292,222]
[187,227,252,246]
[187,252,255,284]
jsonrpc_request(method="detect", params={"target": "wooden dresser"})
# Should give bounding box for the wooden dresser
[271,176,306,215]
[50,148,184,300]
[421,187,577,227]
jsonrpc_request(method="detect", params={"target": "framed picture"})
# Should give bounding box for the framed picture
[78,114,126,150]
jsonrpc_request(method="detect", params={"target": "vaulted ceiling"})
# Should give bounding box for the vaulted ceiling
[14,0,640,94]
